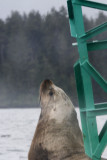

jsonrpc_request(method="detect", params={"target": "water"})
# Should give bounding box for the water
[0,109,40,160]
[0,108,106,160]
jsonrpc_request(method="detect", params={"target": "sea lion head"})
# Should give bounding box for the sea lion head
[39,79,74,123]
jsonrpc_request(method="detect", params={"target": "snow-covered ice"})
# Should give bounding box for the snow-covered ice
[0,108,106,160]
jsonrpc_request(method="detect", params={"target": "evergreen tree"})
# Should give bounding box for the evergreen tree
[0,7,106,108]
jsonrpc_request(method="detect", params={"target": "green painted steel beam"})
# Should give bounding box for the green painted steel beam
[79,22,107,41]
[86,117,99,157]
[74,61,92,157]
[87,40,107,51]
[67,0,74,19]
[72,40,107,51]
[67,0,107,159]
[99,121,107,142]
[80,107,107,117]
[95,103,107,109]
[74,61,100,157]
[93,129,107,159]
[67,0,77,37]
[71,4,89,61]
[72,0,107,11]
[81,61,107,93]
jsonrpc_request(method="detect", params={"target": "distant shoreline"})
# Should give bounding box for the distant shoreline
[0,106,78,109]
[0,106,40,109]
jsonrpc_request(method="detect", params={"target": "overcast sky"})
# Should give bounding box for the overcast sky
[0,0,107,20]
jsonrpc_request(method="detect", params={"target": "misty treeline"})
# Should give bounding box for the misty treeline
[0,6,107,108]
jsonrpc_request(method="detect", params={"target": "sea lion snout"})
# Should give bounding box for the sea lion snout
[40,79,53,94]
[39,79,54,107]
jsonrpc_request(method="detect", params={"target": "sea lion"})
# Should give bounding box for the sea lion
[28,80,104,160]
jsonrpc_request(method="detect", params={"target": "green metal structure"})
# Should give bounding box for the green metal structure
[67,0,107,159]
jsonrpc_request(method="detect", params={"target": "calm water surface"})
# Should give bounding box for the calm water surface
[0,109,106,160]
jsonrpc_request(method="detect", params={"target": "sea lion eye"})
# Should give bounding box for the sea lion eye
[49,91,53,96]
